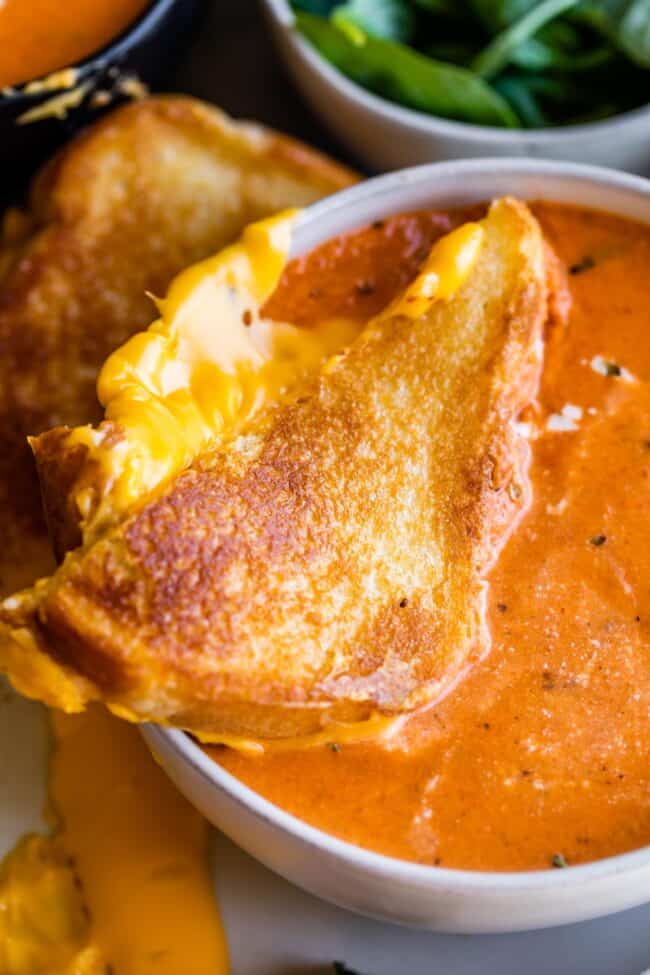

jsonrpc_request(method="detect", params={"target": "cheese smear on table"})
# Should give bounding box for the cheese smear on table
[0,708,229,975]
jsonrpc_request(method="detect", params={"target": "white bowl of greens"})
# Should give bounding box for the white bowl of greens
[261,0,650,173]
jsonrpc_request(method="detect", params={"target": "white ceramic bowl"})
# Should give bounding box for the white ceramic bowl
[260,0,650,175]
[144,159,650,934]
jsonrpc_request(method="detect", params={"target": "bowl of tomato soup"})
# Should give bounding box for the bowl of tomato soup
[143,159,650,933]
[0,0,201,198]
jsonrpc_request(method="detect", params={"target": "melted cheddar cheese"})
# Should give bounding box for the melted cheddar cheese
[50,710,228,974]
[197,711,404,756]
[0,835,101,975]
[67,210,361,539]
[0,709,228,975]
[384,222,484,320]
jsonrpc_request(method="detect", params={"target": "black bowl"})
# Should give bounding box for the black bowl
[0,0,203,200]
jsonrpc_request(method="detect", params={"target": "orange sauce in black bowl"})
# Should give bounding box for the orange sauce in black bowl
[0,0,153,88]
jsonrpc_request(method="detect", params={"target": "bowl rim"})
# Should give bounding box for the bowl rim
[0,0,177,103]
[148,156,650,894]
[262,0,650,143]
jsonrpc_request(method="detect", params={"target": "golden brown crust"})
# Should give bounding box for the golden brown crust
[2,198,550,739]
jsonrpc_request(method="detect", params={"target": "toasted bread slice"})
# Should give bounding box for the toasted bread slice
[0,199,548,739]
[0,96,355,596]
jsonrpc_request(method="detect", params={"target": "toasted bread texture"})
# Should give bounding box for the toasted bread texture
[0,199,549,739]
[0,96,355,595]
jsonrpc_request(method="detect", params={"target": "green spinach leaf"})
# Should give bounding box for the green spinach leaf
[294,11,521,126]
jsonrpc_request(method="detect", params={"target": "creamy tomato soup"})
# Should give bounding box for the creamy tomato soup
[208,203,650,872]
[0,0,151,88]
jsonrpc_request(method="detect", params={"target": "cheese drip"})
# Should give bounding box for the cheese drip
[0,709,229,974]
[0,834,101,974]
